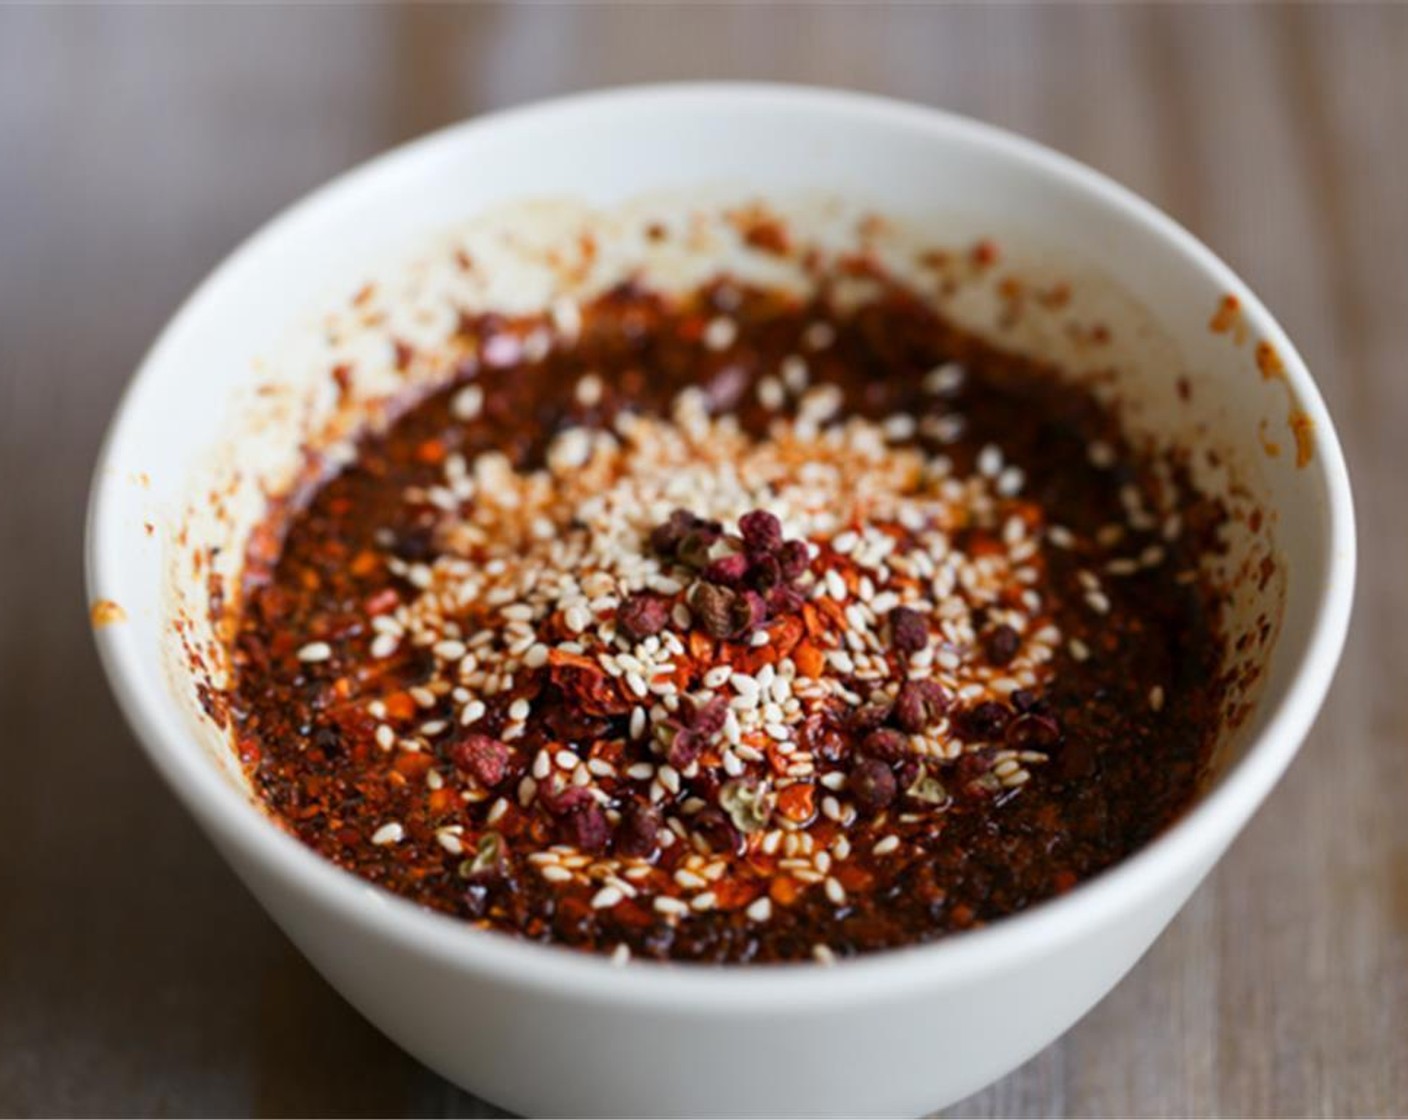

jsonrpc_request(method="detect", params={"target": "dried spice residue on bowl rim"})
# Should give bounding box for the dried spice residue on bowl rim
[228,271,1231,965]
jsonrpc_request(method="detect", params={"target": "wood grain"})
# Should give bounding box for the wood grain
[0,5,1402,1116]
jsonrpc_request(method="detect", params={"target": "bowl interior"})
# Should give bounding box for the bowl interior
[88,85,1351,983]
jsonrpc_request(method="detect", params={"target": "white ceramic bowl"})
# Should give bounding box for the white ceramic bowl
[87,84,1354,1117]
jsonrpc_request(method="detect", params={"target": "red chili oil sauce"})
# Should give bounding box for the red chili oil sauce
[229,277,1228,964]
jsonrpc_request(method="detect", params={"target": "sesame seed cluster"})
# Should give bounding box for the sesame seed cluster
[322,371,1067,934]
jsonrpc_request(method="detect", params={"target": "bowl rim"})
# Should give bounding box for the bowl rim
[86,81,1355,1011]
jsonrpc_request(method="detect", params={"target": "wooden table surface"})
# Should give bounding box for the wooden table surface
[2,5,1403,1116]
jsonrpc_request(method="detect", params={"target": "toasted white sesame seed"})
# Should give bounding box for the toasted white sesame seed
[575,372,603,406]
[746,896,773,922]
[703,665,733,689]
[812,944,837,966]
[825,569,848,600]
[924,361,965,395]
[758,376,786,410]
[548,428,592,472]
[704,316,738,351]
[371,822,403,846]
[451,384,484,420]
[297,641,332,663]
[591,886,624,910]
[883,414,917,442]
[370,633,399,659]
[1149,685,1165,712]
[781,354,809,392]
[996,465,1025,497]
